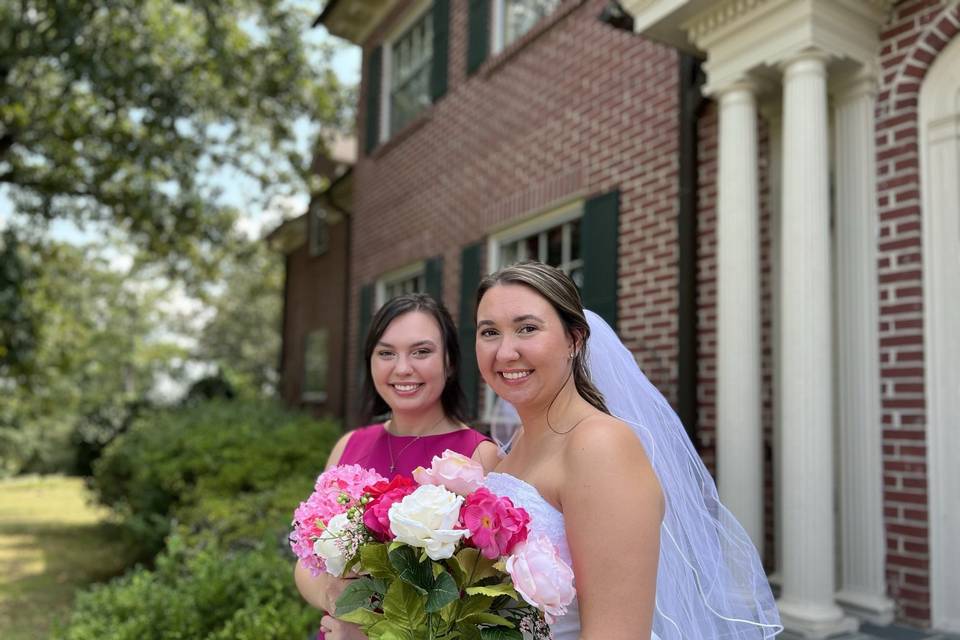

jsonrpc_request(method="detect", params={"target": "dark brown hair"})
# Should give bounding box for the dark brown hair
[475,261,609,414]
[359,293,468,424]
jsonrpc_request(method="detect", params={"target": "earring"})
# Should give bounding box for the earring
[568,352,576,359]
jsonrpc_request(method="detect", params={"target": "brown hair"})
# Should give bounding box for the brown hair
[475,261,609,415]
[360,293,468,424]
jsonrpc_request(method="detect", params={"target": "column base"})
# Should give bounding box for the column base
[835,590,895,626]
[777,599,859,639]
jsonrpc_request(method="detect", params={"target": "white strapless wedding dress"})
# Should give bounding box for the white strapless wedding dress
[485,472,659,640]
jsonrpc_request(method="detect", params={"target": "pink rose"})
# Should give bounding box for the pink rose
[460,487,530,559]
[505,535,576,623]
[362,475,417,541]
[413,449,485,495]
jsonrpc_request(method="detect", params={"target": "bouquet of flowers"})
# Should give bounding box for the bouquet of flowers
[290,450,576,640]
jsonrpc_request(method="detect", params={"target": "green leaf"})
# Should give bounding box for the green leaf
[479,628,523,640]
[338,607,385,627]
[335,576,382,616]
[461,612,514,627]
[361,543,396,578]
[367,618,415,640]
[452,595,494,622]
[465,583,520,599]
[382,578,428,631]
[426,569,461,613]
[453,548,500,585]
[457,625,483,640]
[389,545,434,594]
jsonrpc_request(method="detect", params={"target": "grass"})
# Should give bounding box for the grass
[0,475,136,640]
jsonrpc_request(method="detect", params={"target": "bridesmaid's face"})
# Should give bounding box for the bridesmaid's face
[371,311,447,416]
[475,283,576,412]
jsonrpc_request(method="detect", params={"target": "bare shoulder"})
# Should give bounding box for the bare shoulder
[563,414,652,471]
[561,414,662,515]
[471,439,501,473]
[324,430,354,469]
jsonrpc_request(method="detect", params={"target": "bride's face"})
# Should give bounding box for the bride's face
[475,283,576,411]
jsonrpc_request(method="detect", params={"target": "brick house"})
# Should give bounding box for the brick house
[303,0,959,634]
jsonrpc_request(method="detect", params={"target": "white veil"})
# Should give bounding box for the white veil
[491,310,783,638]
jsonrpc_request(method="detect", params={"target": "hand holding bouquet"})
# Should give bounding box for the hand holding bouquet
[290,450,576,640]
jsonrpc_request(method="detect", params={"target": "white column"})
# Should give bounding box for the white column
[716,81,764,553]
[777,51,858,639]
[833,73,895,625]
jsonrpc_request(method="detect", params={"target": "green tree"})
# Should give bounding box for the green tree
[0,0,352,284]
[0,239,185,476]
[193,238,284,397]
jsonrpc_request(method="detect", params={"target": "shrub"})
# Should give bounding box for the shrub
[57,536,318,640]
[90,398,339,559]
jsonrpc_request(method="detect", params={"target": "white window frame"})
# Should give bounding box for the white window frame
[380,0,433,142]
[302,328,329,403]
[491,0,562,55]
[482,199,584,419]
[375,260,427,308]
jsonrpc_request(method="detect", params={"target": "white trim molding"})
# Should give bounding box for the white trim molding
[920,33,960,635]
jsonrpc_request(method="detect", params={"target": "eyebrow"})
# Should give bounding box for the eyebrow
[476,314,546,327]
[376,340,437,349]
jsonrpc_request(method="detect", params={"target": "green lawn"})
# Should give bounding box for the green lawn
[0,475,135,640]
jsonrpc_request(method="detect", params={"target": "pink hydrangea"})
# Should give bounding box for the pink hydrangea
[460,487,530,559]
[290,464,385,575]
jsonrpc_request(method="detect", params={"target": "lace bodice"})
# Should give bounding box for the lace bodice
[483,472,581,640]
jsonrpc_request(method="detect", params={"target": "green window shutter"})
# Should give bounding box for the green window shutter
[458,243,482,418]
[580,190,620,329]
[364,47,382,155]
[466,0,489,75]
[430,0,450,102]
[358,283,374,377]
[425,255,444,301]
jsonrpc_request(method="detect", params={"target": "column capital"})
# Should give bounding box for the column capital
[715,78,759,102]
[778,48,832,77]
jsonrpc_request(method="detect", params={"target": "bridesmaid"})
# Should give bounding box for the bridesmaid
[294,293,498,640]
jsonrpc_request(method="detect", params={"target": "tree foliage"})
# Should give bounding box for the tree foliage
[0,238,185,476]
[0,0,352,282]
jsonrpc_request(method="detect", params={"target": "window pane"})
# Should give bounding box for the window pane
[500,241,518,267]
[304,329,329,397]
[390,10,433,134]
[570,267,584,288]
[524,235,539,262]
[569,218,581,261]
[504,0,560,47]
[546,224,563,266]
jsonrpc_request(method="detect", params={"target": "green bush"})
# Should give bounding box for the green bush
[90,398,339,559]
[56,536,318,640]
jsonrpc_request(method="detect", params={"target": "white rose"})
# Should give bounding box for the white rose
[313,512,350,576]
[388,484,468,560]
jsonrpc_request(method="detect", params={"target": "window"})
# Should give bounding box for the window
[375,261,426,307]
[308,205,328,257]
[492,0,561,53]
[383,3,433,138]
[488,200,584,285]
[302,329,329,402]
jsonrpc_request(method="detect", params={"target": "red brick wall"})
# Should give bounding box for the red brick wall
[347,0,680,421]
[877,0,960,626]
[279,217,349,419]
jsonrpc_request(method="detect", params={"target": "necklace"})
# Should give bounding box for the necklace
[385,414,448,474]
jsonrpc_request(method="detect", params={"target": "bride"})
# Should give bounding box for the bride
[475,261,782,639]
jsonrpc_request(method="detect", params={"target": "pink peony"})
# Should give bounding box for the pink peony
[362,475,418,541]
[505,535,576,623]
[290,464,385,575]
[413,449,485,495]
[460,487,530,559]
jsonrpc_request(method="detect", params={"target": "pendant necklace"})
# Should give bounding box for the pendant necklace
[386,414,448,474]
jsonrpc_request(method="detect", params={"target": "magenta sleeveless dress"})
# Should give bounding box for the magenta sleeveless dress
[337,423,490,478]
[318,423,490,639]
